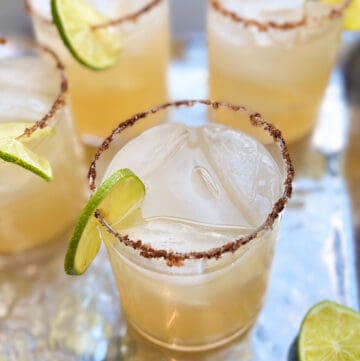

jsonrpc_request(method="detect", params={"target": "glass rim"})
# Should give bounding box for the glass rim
[25,0,164,28]
[88,99,295,267]
[209,0,350,32]
[0,38,67,139]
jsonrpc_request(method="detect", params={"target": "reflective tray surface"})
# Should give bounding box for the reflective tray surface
[0,35,359,361]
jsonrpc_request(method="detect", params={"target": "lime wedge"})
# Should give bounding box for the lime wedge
[0,122,55,143]
[322,0,360,30]
[0,122,54,181]
[51,0,122,70]
[64,168,145,275]
[298,300,360,361]
[0,137,53,181]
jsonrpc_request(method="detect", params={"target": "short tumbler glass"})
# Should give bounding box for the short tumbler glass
[88,100,294,351]
[208,0,347,143]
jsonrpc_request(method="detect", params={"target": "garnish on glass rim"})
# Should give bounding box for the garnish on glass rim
[51,0,122,70]
[0,41,64,181]
[64,168,145,275]
[0,122,55,181]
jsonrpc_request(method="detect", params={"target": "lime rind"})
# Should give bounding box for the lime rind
[51,0,122,71]
[0,122,54,181]
[64,168,145,275]
[298,300,360,361]
[0,137,53,181]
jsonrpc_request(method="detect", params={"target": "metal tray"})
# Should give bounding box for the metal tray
[0,34,359,361]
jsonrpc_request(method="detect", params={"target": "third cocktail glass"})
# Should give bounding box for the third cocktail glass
[208,0,348,143]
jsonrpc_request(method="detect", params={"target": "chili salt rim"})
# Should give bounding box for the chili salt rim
[209,0,351,32]
[88,99,295,267]
[25,0,164,27]
[21,45,68,138]
[0,39,68,138]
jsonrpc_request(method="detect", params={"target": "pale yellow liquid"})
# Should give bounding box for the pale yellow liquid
[31,0,170,143]
[0,113,85,253]
[0,56,85,254]
[104,224,277,351]
[208,2,343,143]
[101,122,284,351]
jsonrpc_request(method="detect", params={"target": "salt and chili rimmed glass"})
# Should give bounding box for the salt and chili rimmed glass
[207,0,349,144]
[26,0,170,144]
[0,39,85,257]
[87,99,294,351]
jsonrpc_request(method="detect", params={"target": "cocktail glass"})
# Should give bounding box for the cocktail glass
[26,0,170,145]
[88,100,294,351]
[0,40,85,255]
[208,0,348,143]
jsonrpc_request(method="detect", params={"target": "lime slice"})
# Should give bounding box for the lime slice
[322,0,360,30]
[51,0,122,70]
[0,137,53,181]
[64,168,145,275]
[0,122,54,181]
[0,122,55,143]
[298,300,360,361]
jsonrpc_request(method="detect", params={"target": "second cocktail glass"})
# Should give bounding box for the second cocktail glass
[86,100,294,351]
[208,0,347,143]
[27,0,170,144]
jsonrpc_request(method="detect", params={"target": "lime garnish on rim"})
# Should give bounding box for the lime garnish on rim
[51,0,122,70]
[64,168,145,276]
[0,122,54,181]
[322,0,360,30]
[298,300,360,361]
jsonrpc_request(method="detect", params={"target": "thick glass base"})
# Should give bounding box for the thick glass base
[129,317,257,353]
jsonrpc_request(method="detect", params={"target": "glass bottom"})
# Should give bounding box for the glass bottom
[128,316,257,353]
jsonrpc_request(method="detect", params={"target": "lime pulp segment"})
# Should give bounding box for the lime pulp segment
[64,168,145,275]
[298,300,360,361]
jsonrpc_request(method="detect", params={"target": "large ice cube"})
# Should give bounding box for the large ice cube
[104,123,283,251]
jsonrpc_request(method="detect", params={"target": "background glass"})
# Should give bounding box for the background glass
[0,42,85,256]
[27,0,170,144]
[208,0,345,143]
